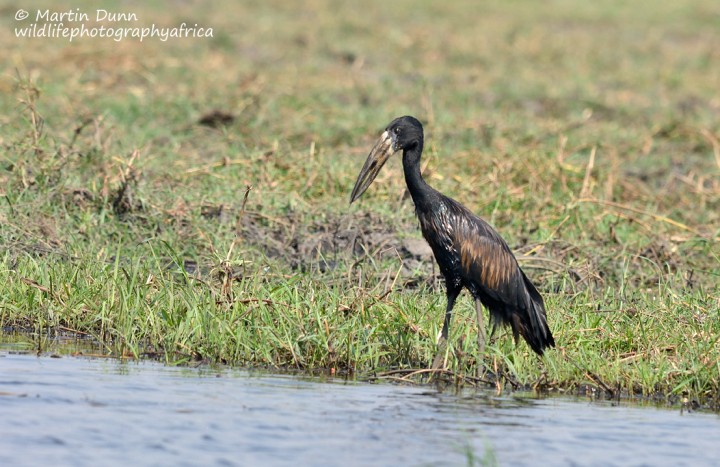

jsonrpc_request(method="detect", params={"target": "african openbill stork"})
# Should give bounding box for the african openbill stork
[350,116,554,357]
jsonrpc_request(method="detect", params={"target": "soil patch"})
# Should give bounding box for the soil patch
[237,210,438,283]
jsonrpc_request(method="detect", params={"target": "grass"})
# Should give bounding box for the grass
[1,0,719,406]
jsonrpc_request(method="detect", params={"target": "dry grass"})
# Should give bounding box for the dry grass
[1,0,719,406]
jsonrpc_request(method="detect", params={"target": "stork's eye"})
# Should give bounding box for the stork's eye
[394,127,401,135]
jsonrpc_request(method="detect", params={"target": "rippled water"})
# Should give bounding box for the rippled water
[1,350,719,466]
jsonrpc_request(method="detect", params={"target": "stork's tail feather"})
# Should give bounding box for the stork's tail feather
[516,270,555,356]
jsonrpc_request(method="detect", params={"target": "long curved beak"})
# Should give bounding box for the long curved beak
[349,130,397,203]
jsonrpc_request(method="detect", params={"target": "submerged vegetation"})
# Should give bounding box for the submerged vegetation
[1,0,718,407]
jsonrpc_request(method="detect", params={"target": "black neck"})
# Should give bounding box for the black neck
[402,143,434,209]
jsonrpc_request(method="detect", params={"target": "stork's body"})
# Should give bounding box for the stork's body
[351,116,554,356]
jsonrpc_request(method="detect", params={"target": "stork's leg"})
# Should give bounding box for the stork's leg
[432,285,461,370]
[438,285,461,343]
[474,298,491,379]
[474,298,487,354]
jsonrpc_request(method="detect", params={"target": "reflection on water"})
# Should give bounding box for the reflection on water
[1,350,719,466]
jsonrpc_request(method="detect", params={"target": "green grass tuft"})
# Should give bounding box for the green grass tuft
[1,0,718,407]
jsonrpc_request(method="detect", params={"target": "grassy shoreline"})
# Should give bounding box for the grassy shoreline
[1,0,719,407]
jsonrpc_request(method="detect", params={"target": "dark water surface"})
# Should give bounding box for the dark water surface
[1,351,719,466]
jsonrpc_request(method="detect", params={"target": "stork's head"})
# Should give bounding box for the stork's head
[349,116,424,203]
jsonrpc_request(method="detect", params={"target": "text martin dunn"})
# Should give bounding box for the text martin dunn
[36,9,139,22]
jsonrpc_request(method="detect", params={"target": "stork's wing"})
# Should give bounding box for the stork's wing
[446,199,555,354]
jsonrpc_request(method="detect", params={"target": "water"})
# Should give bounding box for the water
[1,351,719,466]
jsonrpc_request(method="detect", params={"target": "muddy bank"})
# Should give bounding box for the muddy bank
[235,209,438,282]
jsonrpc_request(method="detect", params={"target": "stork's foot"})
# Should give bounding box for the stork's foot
[475,360,487,379]
[431,339,448,371]
[431,350,446,371]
